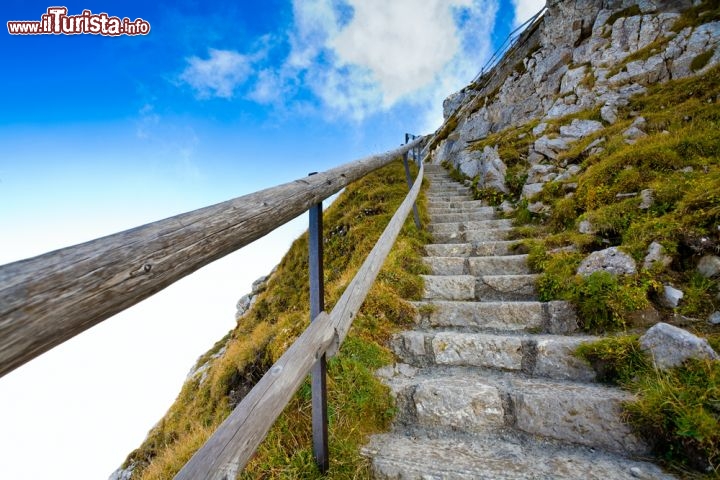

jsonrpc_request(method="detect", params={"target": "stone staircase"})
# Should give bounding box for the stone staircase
[362,164,676,479]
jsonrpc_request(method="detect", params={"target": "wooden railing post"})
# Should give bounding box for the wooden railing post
[307,172,329,473]
[403,133,422,230]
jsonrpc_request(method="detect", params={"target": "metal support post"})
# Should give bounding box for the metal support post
[308,172,329,473]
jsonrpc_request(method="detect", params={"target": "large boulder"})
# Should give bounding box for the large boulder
[458,146,508,193]
[534,135,570,160]
[640,322,719,369]
[577,247,637,276]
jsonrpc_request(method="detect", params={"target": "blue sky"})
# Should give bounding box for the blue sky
[0,1,543,478]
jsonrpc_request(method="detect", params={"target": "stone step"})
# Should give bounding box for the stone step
[392,331,597,382]
[428,200,488,209]
[423,256,531,276]
[422,274,538,301]
[364,432,674,479]
[429,211,497,222]
[427,184,470,191]
[426,194,476,203]
[413,300,578,334]
[428,219,514,233]
[427,206,495,216]
[433,228,513,243]
[424,241,520,257]
[379,367,647,455]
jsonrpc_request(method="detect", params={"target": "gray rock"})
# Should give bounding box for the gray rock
[601,104,618,124]
[578,219,596,235]
[478,146,508,193]
[640,322,719,369]
[498,200,515,214]
[443,90,467,120]
[432,138,456,165]
[534,135,570,160]
[623,126,647,144]
[560,66,587,95]
[643,242,672,270]
[662,285,684,308]
[521,183,545,200]
[457,149,482,178]
[457,146,508,193]
[639,189,654,210]
[697,255,720,278]
[235,294,254,319]
[527,164,557,184]
[251,274,269,294]
[528,202,551,215]
[709,312,720,325]
[555,164,582,182]
[578,247,637,276]
[533,122,548,137]
[559,119,604,139]
[109,464,135,480]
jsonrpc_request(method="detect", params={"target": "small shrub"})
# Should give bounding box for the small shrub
[575,335,648,384]
[626,359,720,473]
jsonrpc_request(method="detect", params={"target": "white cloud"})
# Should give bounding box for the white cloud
[179,49,252,99]
[270,0,499,126]
[511,0,545,27]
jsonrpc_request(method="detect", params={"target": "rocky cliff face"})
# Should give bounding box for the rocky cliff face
[434,0,719,179]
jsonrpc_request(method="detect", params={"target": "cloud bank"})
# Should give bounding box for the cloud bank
[177,0,515,131]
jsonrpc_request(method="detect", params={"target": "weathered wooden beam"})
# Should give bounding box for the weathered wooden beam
[173,160,424,479]
[0,137,424,378]
[327,161,424,353]
[173,312,337,480]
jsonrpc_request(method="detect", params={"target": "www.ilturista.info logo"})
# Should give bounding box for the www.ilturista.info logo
[7,7,150,36]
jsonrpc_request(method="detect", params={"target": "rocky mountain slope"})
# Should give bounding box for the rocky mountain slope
[391,0,720,476]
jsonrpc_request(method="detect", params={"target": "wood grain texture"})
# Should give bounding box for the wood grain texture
[174,161,425,479]
[0,137,424,378]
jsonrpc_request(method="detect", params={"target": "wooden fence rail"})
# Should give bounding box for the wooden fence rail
[0,136,424,378]
[175,160,424,479]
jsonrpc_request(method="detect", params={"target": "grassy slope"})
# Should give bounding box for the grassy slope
[122,160,431,479]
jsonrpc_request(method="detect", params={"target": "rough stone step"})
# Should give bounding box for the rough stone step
[428,206,495,218]
[379,367,647,455]
[392,331,597,381]
[428,200,489,209]
[423,256,531,276]
[364,432,675,479]
[428,219,514,233]
[426,195,476,203]
[422,274,538,301]
[412,300,578,334]
[424,241,520,257]
[433,228,513,243]
[428,184,470,190]
[429,211,497,222]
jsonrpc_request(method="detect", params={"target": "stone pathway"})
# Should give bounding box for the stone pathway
[362,164,676,479]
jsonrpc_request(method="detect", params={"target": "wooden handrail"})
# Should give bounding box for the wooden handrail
[175,161,424,479]
[0,137,424,378]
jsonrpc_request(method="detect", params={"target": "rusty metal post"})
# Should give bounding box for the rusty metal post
[307,172,329,473]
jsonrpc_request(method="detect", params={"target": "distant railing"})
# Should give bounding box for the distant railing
[0,133,427,478]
